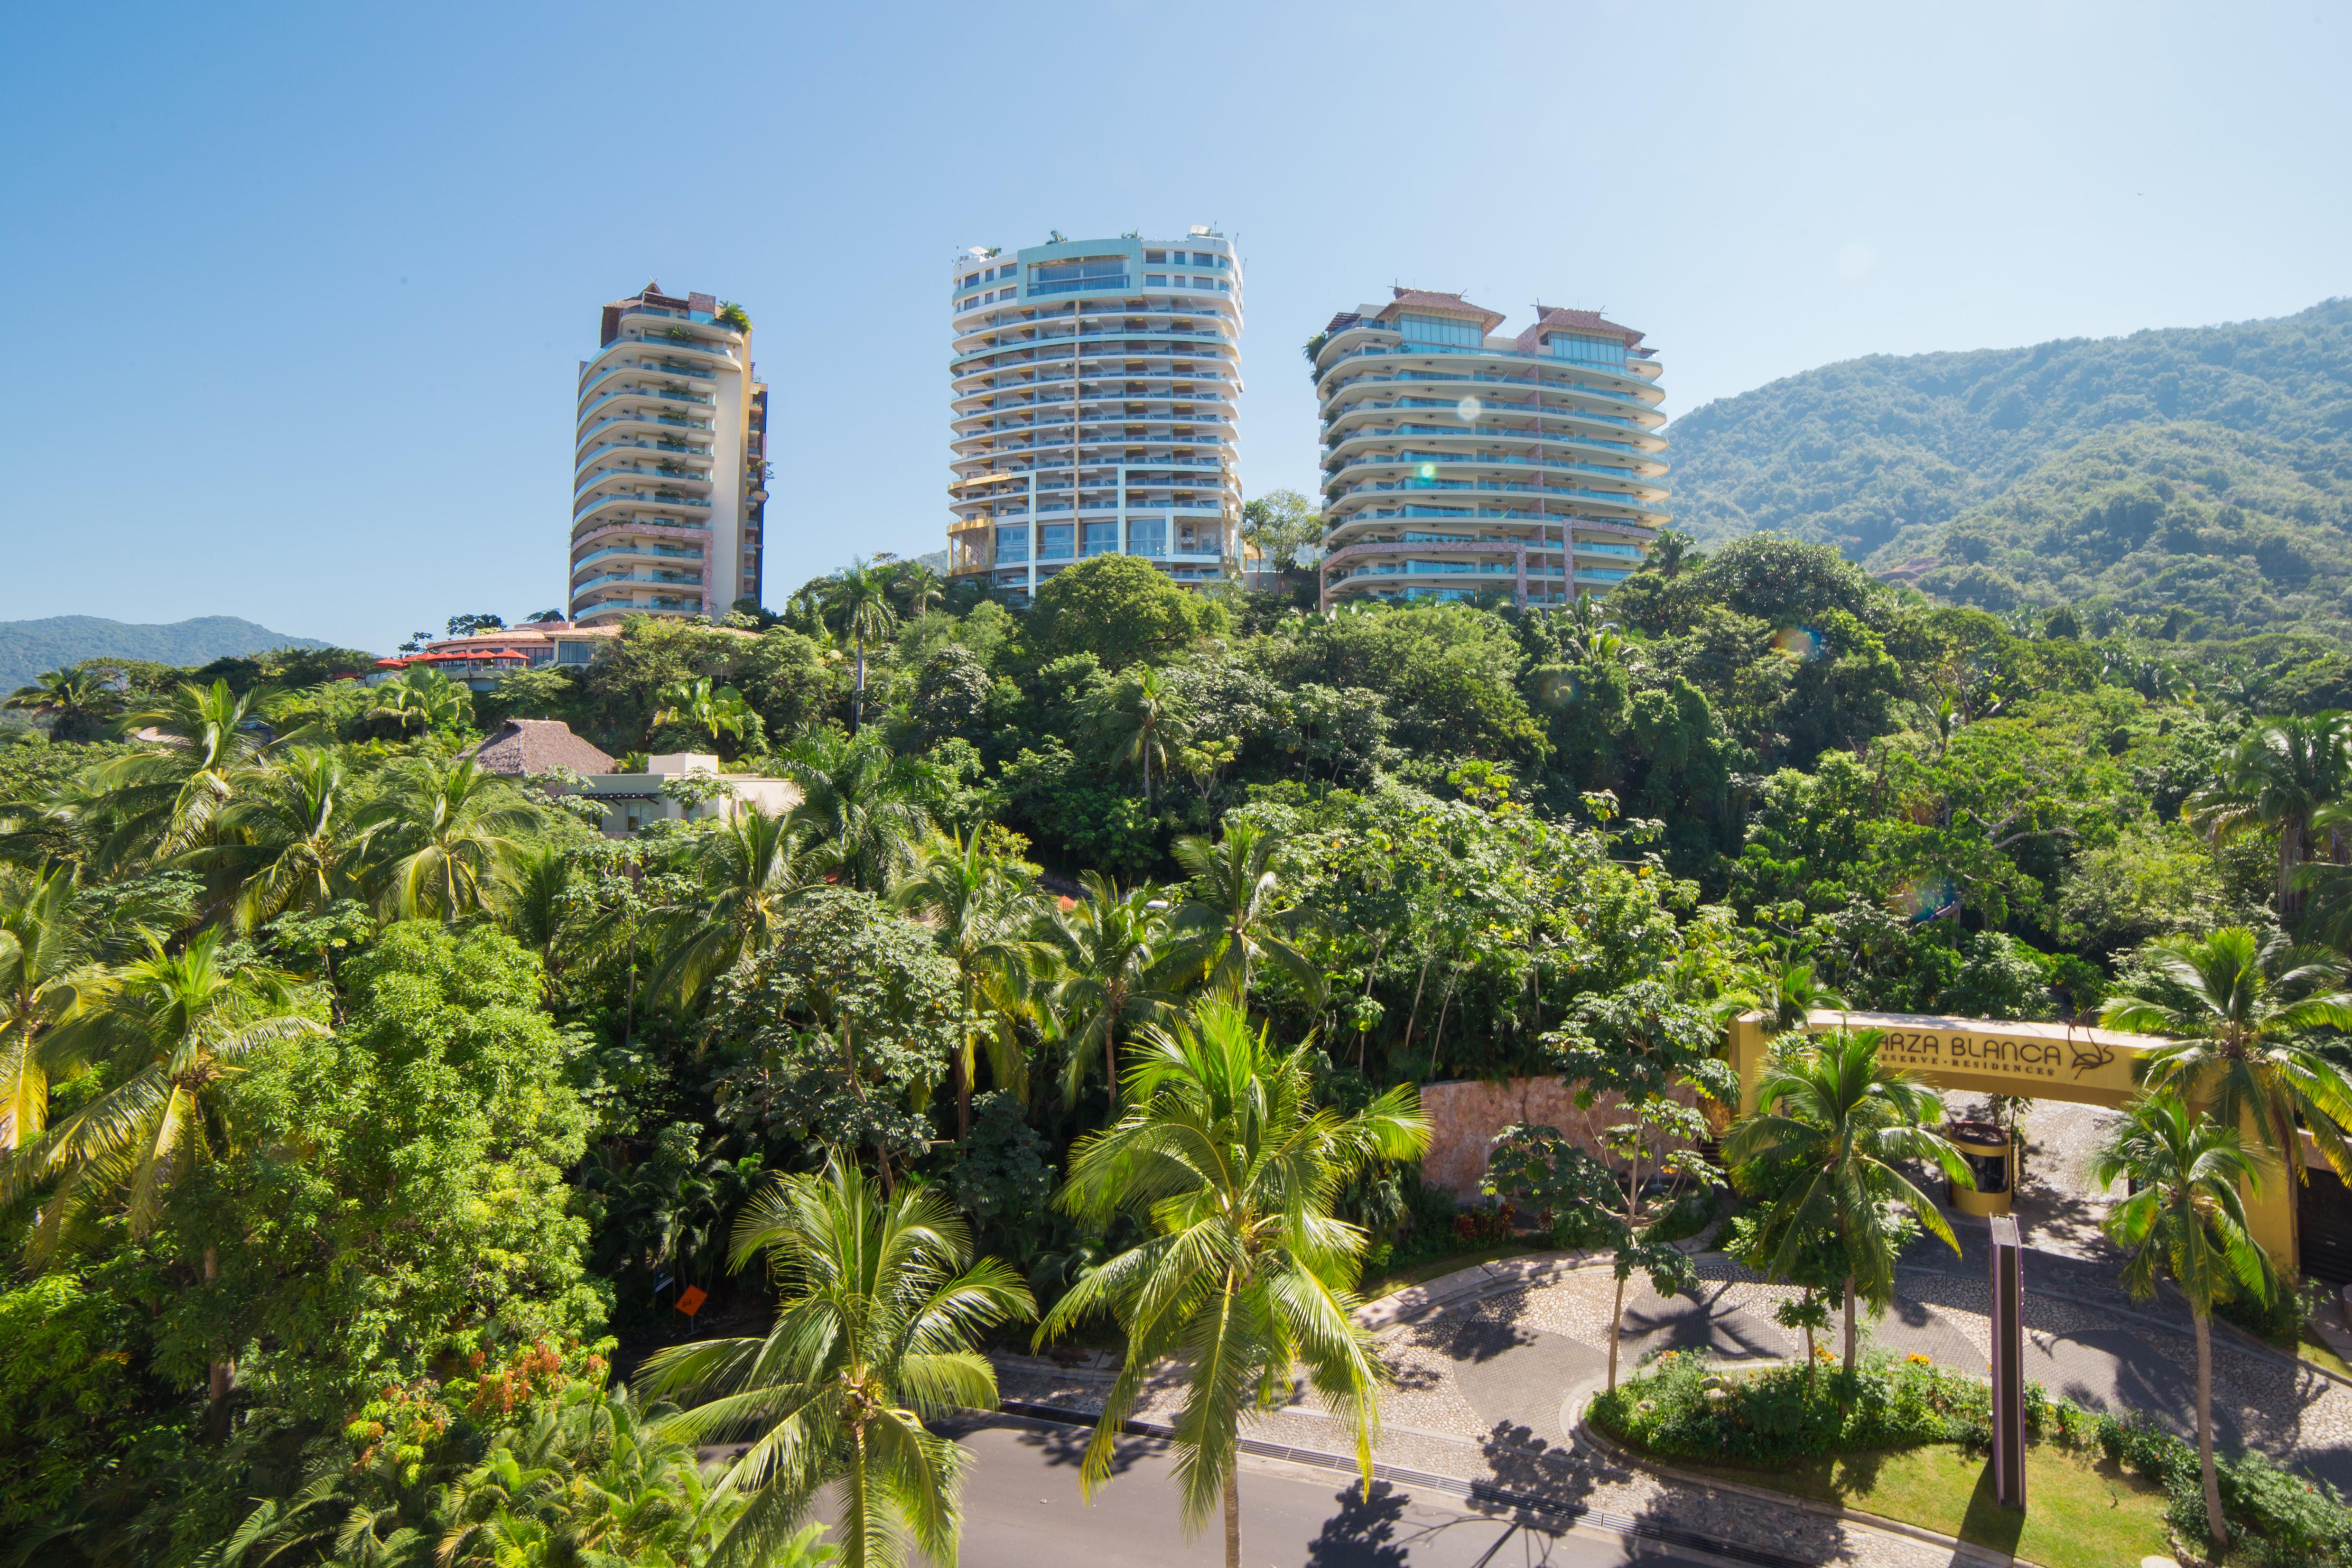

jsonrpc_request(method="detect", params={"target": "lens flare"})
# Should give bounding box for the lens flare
[1418,463,1437,480]
[1457,396,1483,423]
[1891,876,1959,922]
[1774,625,1826,661]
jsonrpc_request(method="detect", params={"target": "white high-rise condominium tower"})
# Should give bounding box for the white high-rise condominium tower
[568,284,769,625]
[945,231,1243,599]
[1311,289,1668,608]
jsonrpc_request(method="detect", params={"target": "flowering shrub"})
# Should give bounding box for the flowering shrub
[1451,1202,1516,1245]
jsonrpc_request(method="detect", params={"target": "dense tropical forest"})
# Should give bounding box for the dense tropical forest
[1670,297,2352,634]
[16,514,2352,1562]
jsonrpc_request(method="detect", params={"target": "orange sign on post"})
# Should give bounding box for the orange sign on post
[674,1285,707,1318]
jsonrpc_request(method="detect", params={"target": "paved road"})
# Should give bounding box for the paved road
[935,1418,1724,1568]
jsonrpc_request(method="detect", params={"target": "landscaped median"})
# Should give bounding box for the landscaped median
[1581,1348,2352,1568]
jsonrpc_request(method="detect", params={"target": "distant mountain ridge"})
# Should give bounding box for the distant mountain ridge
[1664,298,2352,633]
[0,615,330,692]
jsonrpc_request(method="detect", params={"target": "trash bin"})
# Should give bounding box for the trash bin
[1945,1120,2014,1218]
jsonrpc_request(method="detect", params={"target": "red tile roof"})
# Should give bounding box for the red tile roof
[1375,288,1506,333]
[1513,306,1647,353]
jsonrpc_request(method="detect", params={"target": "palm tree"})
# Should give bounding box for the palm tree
[1165,820,1317,998]
[652,676,753,748]
[0,867,103,1152]
[639,1160,1033,1568]
[3,666,121,741]
[358,754,539,921]
[89,679,279,860]
[1039,872,1175,1113]
[1039,997,1428,1568]
[1720,1028,1974,1374]
[1763,952,1850,1034]
[822,559,900,736]
[894,829,1045,1141]
[504,844,576,977]
[2091,1091,2271,1548]
[2100,927,2352,1246]
[364,668,470,737]
[897,562,946,620]
[2187,712,2352,919]
[1089,667,1190,805]
[781,732,936,894]
[184,747,374,931]
[650,805,820,1004]
[1,928,325,1426]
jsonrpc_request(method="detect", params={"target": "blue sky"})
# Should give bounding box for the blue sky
[4,1,2347,654]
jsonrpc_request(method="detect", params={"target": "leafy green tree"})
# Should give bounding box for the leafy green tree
[649,805,819,1005]
[641,1161,1033,1568]
[3,666,121,742]
[166,922,601,1424]
[1039,871,1175,1113]
[1166,819,1316,998]
[2101,927,2352,1209]
[358,754,539,921]
[0,866,101,1152]
[782,732,938,894]
[1026,553,1214,672]
[1721,1028,1973,1374]
[822,559,900,736]
[2091,1091,2272,1547]
[2187,712,2352,919]
[1239,488,1322,574]
[893,828,1045,1141]
[1038,997,1428,1568]
[1489,984,1734,1389]
[707,889,960,1184]
[651,674,758,753]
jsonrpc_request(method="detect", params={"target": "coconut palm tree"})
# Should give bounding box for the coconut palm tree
[781,732,936,895]
[1038,872,1175,1113]
[2100,927,2352,1227]
[639,1160,1033,1568]
[894,829,1047,1141]
[1038,997,1428,1568]
[89,679,279,861]
[1089,667,1190,805]
[821,559,900,736]
[1165,819,1317,998]
[0,867,104,1152]
[364,668,470,738]
[358,754,539,921]
[1763,952,1850,1034]
[1720,1028,1974,1374]
[2187,712,2352,920]
[1,928,325,1426]
[652,676,753,748]
[650,805,820,1005]
[184,747,374,932]
[3,666,121,741]
[2091,1091,2271,1548]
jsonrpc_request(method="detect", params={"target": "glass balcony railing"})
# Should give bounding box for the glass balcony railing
[571,544,705,572]
[573,569,704,594]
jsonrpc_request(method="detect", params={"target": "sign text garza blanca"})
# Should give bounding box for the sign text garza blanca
[1869,1028,2119,1084]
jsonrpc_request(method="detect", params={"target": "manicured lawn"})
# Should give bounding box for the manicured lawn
[2300,1332,2352,1383]
[1669,1439,2172,1568]
[1359,1240,1548,1301]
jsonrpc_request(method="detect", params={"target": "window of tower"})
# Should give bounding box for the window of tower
[1545,333,1628,369]
[1397,315,1485,350]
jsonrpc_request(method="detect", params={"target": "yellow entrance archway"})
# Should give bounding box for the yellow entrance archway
[1728,1009,2299,1275]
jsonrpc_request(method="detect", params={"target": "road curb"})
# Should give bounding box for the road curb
[1568,1395,2040,1568]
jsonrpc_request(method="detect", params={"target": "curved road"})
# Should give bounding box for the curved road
[934,1417,1726,1568]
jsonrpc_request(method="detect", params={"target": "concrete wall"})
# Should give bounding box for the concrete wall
[1418,1076,1702,1202]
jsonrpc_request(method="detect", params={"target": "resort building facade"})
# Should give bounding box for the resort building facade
[1311,290,1668,609]
[568,284,769,625]
[945,231,1243,599]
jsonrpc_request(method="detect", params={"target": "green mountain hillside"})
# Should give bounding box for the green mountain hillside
[1665,297,2352,633]
[0,615,329,692]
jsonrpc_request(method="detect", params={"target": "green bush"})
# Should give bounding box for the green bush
[1595,1348,2352,1562]
[1591,1349,1988,1466]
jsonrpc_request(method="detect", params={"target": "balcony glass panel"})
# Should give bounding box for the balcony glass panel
[1126,517,1167,557]
[1037,524,1076,560]
[995,525,1030,563]
[1081,521,1119,557]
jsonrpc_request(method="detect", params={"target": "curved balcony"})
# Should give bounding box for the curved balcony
[573,464,715,506]
[572,490,715,529]
[570,542,706,575]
